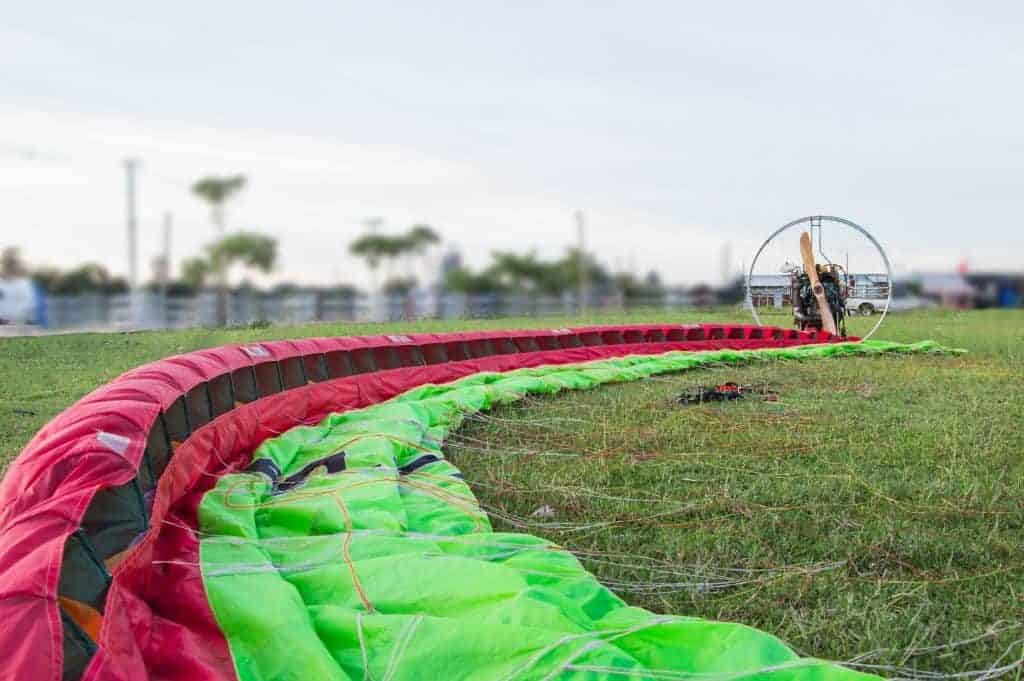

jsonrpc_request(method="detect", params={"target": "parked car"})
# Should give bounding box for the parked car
[846,296,882,316]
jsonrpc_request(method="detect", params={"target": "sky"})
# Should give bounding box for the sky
[1,1,1022,288]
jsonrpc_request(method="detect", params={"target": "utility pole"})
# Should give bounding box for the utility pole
[159,212,173,326]
[161,212,173,295]
[720,241,733,287]
[575,210,588,314]
[124,159,140,289]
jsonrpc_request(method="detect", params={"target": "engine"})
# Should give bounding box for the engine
[791,264,847,336]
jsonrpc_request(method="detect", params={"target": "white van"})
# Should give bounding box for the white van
[845,273,890,316]
[0,278,40,325]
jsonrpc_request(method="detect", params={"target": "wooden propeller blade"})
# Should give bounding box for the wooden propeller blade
[799,231,838,334]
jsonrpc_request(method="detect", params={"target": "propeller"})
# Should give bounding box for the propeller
[799,231,838,335]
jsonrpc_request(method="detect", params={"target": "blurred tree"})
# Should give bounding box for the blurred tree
[403,224,441,283]
[690,283,716,307]
[440,247,617,299]
[1,247,29,279]
[31,266,63,292]
[479,249,610,296]
[191,174,247,325]
[208,232,276,274]
[557,248,609,296]
[144,279,196,296]
[405,224,440,253]
[192,176,247,229]
[350,224,441,293]
[182,233,278,322]
[613,270,665,302]
[381,276,418,295]
[486,251,551,292]
[270,282,303,296]
[181,257,212,290]
[330,283,361,297]
[39,263,129,295]
[443,267,505,294]
[349,234,394,291]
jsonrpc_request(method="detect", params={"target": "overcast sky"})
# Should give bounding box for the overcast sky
[1,2,1022,287]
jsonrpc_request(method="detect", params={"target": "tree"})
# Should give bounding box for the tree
[1,247,29,279]
[405,224,440,252]
[191,175,248,324]
[34,263,129,295]
[144,279,197,296]
[349,234,395,292]
[486,251,553,292]
[208,232,277,274]
[183,232,278,323]
[381,276,418,295]
[439,247,614,300]
[613,270,665,302]
[397,223,438,284]
[181,257,212,290]
[557,248,610,297]
[403,224,441,283]
[480,249,609,296]
[443,267,505,294]
[192,176,247,230]
[349,223,441,294]
[31,266,63,293]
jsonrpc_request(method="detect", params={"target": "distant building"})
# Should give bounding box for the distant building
[897,271,1024,310]
[914,273,976,308]
[747,274,790,308]
[966,273,1023,308]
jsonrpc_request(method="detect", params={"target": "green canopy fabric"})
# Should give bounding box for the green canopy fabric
[199,341,949,680]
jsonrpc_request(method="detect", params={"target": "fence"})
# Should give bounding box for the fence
[40,290,696,331]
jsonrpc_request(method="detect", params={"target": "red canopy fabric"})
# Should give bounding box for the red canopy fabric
[0,324,845,681]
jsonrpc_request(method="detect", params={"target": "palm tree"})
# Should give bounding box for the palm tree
[191,175,247,324]
[183,233,277,313]
[405,224,440,254]
[349,234,393,293]
[349,224,443,315]
[208,232,276,273]
[192,176,247,232]
[403,224,441,283]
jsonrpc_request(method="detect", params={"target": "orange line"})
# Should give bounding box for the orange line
[333,492,375,613]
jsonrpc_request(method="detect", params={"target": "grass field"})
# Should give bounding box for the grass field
[451,310,1024,676]
[2,309,1022,675]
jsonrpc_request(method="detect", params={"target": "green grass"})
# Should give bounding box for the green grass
[2,309,1022,674]
[448,310,1024,674]
[0,310,755,472]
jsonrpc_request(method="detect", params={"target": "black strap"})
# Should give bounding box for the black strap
[398,454,441,475]
[246,452,348,495]
[245,458,282,483]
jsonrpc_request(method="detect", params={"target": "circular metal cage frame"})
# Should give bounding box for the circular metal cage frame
[746,215,893,341]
